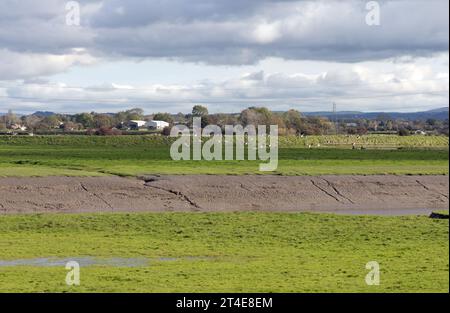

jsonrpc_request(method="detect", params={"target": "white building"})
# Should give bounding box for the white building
[128,120,147,129]
[415,130,427,135]
[147,120,170,130]
[10,124,27,131]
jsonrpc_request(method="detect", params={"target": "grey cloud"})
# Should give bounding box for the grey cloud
[88,0,449,64]
[242,71,265,81]
[0,0,94,55]
[91,0,273,27]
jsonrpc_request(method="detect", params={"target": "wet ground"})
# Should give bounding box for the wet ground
[0,175,448,215]
[0,256,214,267]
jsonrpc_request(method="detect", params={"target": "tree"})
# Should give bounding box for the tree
[207,113,238,131]
[426,118,437,126]
[161,126,171,136]
[252,107,272,125]
[356,126,368,135]
[63,121,81,132]
[93,114,114,128]
[188,106,209,128]
[42,115,60,129]
[5,109,19,127]
[24,115,42,131]
[239,107,273,126]
[301,117,333,135]
[115,108,145,122]
[270,114,286,134]
[239,108,258,126]
[283,110,302,135]
[125,108,144,120]
[192,105,209,117]
[153,112,174,124]
[115,111,128,124]
[398,128,410,136]
[386,120,394,131]
[75,113,95,129]
[174,112,186,124]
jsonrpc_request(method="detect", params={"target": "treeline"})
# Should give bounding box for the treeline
[0,108,146,132]
[1,105,448,136]
[0,106,332,135]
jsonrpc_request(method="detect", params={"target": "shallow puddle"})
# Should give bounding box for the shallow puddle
[0,257,149,268]
[319,208,436,216]
[0,256,215,267]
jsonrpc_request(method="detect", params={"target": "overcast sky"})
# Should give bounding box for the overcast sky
[0,0,448,114]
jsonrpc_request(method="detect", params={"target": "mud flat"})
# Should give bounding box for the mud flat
[0,175,448,214]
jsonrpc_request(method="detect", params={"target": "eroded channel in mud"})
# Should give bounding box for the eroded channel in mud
[0,175,448,214]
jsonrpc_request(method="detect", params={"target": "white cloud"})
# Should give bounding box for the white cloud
[0,49,97,80]
[251,21,281,44]
[2,54,448,113]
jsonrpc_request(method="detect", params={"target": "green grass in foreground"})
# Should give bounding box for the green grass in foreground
[0,135,448,176]
[0,212,448,292]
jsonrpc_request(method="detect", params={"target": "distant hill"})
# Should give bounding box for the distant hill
[32,111,56,117]
[426,107,449,113]
[303,107,449,121]
[2,107,448,121]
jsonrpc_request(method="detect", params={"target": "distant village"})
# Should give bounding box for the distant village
[0,105,448,136]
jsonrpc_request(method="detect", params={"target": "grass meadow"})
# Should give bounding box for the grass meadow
[0,135,448,293]
[0,135,448,176]
[0,212,448,293]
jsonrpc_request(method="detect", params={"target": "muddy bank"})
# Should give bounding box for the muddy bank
[0,175,448,214]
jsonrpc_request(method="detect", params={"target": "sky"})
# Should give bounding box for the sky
[0,0,448,114]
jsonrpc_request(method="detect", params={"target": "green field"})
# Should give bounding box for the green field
[0,135,448,176]
[0,134,448,293]
[0,212,448,293]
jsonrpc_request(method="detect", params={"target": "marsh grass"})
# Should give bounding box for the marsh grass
[0,212,448,292]
[0,135,448,176]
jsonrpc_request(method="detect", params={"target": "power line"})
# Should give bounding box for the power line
[333,102,338,135]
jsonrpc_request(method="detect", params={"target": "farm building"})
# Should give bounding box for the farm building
[147,120,170,130]
[10,124,27,131]
[128,120,147,129]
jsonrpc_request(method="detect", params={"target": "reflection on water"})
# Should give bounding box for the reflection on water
[318,208,437,216]
[0,256,213,267]
[0,257,148,267]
